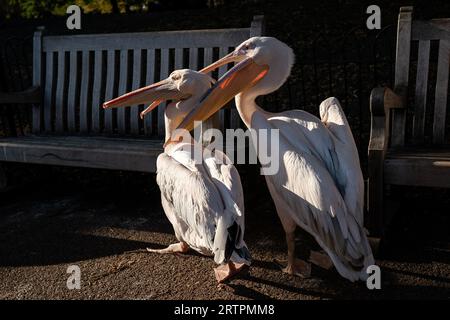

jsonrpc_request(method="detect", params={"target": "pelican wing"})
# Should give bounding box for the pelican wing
[268,110,342,193]
[271,105,365,228]
[319,97,365,226]
[156,149,220,256]
[202,147,250,264]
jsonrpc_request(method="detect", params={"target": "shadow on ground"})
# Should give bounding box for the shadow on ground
[0,163,449,299]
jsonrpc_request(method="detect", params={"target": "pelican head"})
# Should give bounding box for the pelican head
[103,69,215,144]
[176,37,295,132]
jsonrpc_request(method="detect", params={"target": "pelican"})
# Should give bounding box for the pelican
[103,69,251,283]
[175,37,374,282]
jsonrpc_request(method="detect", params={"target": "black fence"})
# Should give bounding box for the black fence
[0,35,33,137]
[0,25,396,170]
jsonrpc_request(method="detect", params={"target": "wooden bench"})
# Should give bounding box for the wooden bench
[368,7,450,236]
[0,16,264,183]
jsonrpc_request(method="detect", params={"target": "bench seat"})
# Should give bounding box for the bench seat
[0,136,163,173]
[385,148,450,188]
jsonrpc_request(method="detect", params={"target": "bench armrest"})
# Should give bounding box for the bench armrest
[368,87,405,153]
[0,86,41,105]
[367,87,405,234]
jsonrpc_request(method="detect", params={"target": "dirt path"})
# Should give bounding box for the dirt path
[0,165,449,299]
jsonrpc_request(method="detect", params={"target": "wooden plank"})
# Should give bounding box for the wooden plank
[67,51,78,132]
[32,27,44,133]
[54,50,67,132]
[91,50,103,133]
[174,48,183,70]
[412,20,450,41]
[43,29,251,52]
[0,136,163,173]
[217,47,228,131]
[43,51,55,133]
[201,47,218,145]
[392,6,413,147]
[158,48,169,137]
[204,47,213,68]
[144,49,155,135]
[79,51,90,133]
[432,40,449,144]
[117,49,129,134]
[384,157,450,188]
[412,40,430,143]
[387,149,450,160]
[130,50,142,135]
[250,15,265,37]
[104,50,116,133]
[189,48,198,70]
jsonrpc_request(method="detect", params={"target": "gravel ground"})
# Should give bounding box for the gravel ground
[0,164,449,300]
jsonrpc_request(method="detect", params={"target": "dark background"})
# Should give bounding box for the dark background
[1,0,450,168]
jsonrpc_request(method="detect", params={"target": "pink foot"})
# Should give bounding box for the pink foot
[309,251,333,270]
[214,262,249,283]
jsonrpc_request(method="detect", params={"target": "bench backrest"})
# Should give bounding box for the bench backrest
[391,7,450,147]
[31,16,264,137]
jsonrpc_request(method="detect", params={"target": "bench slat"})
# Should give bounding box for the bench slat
[32,28,44,133]
[117,49,129,134]
[216,47,229,131]
[104,50,116,133]
[392,7,413,147]
[433,40,449,144]
[158,48,169,137]
[144,49,155,135]
[412,20,450,41]
[130,49,143,135]
[189,47,198,70]
[67,51,78,132]
[43,51,55,133]
[91,50,103,133]
[175,48,183,69]
[79,51,90,132]
[201,47,217,145]
[413,40,430,143]
[385,157,450,188]
[0,136,162,173]
[55,50,67,132]
[42,29,251,52]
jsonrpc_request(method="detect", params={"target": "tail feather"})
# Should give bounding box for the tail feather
[214,219,252,266]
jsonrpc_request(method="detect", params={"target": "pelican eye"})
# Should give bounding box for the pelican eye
[171,74,181,81]
[244,43,254,51]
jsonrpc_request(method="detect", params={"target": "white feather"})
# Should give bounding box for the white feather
[156,142,250,265]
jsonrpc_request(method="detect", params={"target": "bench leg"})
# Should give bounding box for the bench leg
[0,163,7,190]
[368,152,384,237]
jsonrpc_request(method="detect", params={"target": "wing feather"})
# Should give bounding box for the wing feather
[319,97,365,227]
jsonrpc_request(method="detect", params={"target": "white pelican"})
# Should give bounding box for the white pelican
[176,37,374,282]
[103,69,251,283]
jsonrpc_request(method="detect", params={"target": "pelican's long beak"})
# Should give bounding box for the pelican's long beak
[102,79,188,119]
[176,56,269,133]
[199,51,242,74]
